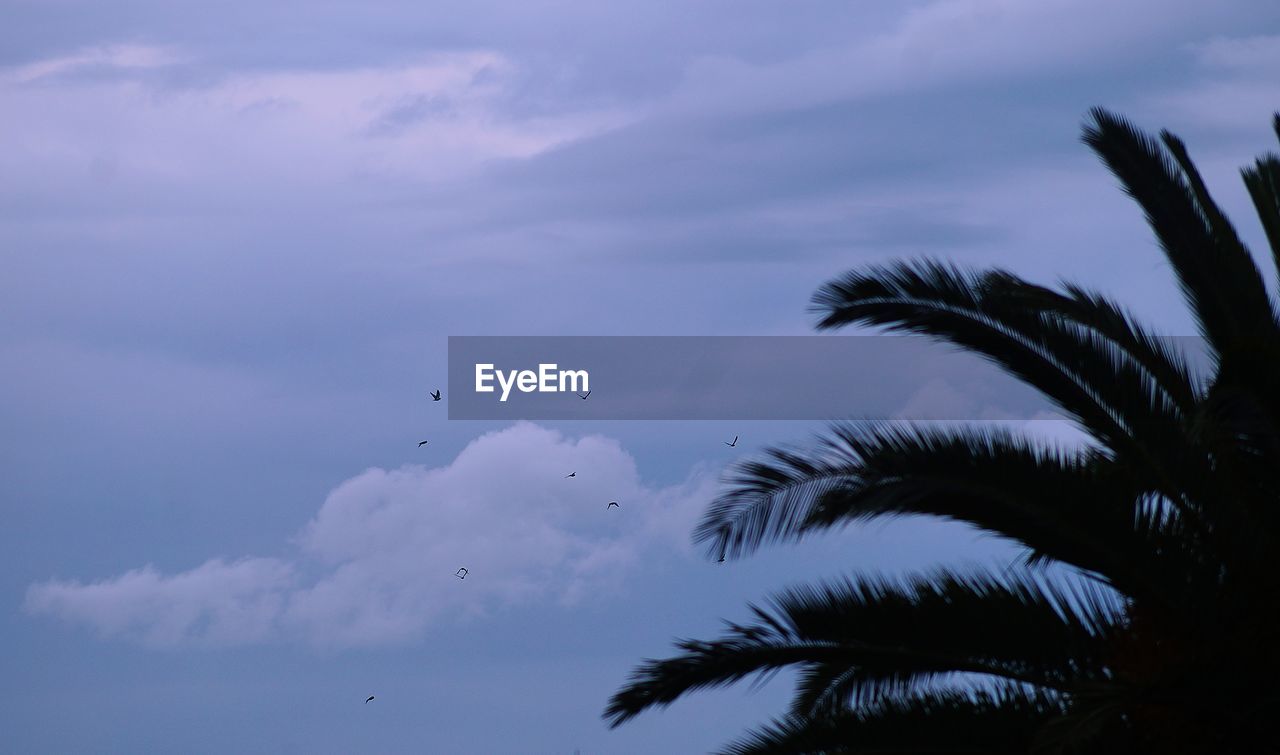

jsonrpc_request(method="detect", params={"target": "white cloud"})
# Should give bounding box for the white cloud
[24,557,295,648]
[3,44,187,84]
[25,423,716,648]
[0,46,633,217]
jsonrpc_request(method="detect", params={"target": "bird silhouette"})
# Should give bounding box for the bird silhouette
[455,567,468,579]
[607,501,619,509]
[365,696,375,704]
[418,440,429,447]
[565,472,576,478]
[577,390,591,400]
[724,435,738,447]
[431,390,442,401]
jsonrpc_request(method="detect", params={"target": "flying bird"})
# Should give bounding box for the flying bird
[565,472,576,478]
[431,389,442,401]
[724,435,738,447]
[455,567,468,579]
[577,390,591,400]
[607,501,619,509]
[365,696,375,704]
[418,440,429,447]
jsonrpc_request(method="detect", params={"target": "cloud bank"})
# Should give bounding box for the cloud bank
[25,423,715,648]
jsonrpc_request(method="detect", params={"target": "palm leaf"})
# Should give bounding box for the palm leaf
[719,686,1083,755]
[698,423,1194,607]
[1081,108,1278,359]
[605,567,1124,728]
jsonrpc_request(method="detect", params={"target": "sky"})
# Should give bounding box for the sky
[4,1,1280,752]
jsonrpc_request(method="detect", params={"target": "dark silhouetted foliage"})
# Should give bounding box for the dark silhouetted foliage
[606,109,1280,754]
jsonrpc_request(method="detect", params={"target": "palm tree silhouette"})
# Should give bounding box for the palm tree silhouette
[605,109,1280,754]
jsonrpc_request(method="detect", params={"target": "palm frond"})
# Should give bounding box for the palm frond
[992,277,1202,410]
[1240,116,1280,284]
[809,261,1209,506]
[719,686,1076,755]
[698,423,1190,605]
[605,567,1123,728]
[779,569,1122,716]
[1082,108,1278,358]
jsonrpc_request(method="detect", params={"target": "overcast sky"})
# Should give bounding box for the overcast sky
[4,1,1280,752]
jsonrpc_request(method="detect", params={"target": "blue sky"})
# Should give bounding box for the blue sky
[4,1,1280,752]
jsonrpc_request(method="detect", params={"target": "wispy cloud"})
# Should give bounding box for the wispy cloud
[363,93,456,137]
[0,47,634,220]
[3,44,186,84]
[1192,33,1280,69]
[1144,34,1280,133]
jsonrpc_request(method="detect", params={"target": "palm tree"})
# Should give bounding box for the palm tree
[604,108,1280,754]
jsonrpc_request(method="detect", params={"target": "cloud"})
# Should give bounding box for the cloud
[23,557,295,648]
[0,47,633,221]
[1192,33,1280,70]
[1141,33,1280,134]
[363,93,456,137]
[25,423,716,648]
[659,0,1229,119]
[3,44,186,84]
